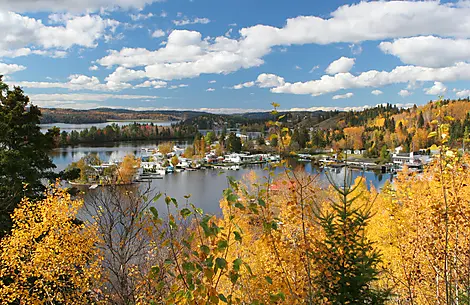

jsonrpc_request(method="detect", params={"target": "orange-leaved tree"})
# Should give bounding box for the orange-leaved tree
[0,184,103,304]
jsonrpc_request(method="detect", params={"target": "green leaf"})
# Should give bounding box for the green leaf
[232,258,242,271]
[180,208,192,218]
[200,245,210,255]
[217,240,228,251]
[150,266,160,278]
[219,294,228,303]
[234,202,245,210]
[149,207,159,220]
[215,257,228,269]
[153,193,162,202]
[265,276,273,285]
[171,197,178,208]
[233,231,242,242]
[182,262,195,272]
[258,198,266,207]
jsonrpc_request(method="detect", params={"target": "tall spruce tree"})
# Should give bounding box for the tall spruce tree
[313,170,390,304]
[0,77,56,236]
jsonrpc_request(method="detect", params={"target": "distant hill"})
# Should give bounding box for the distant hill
[39,108,209,124]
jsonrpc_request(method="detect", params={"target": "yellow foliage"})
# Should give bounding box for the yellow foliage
[118,153,141,184]
[0,185,102,304]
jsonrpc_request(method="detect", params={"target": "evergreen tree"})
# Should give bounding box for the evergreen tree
[417,111,425,128]
[226,132,242,152]
[313,172,390,304]
[0,77,56,236]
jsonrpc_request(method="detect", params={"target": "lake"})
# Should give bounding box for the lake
[40,121,175,133]
[50,142,393,215]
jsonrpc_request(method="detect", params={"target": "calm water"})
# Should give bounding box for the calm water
[40,121,175,133]
[50,142,393,215]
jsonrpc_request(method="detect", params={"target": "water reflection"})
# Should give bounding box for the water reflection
[52,144,392,215]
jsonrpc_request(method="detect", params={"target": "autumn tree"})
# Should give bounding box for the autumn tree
[0,185,102,304]
[170,155,179,167]
[117,154,140,184]
[158,142,173,155]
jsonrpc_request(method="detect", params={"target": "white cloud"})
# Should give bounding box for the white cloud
[380,36,470,68]
[398,89,412,97]
[0,0,164,13]
[0,12,119,57]
[294,65,302,70]
[371,89,383,95]
[455,89,470,98]
[256,73,285,88]
[0,62,26,74]
[206,88,215,92]
[309,65,320,73]
[89,65,99,71]
[332,92,353,100]
[208,80,216,84]
[268,62,470,96]
[29,93,160,102]
[160,11,168,18]
[172,17,210,26]
[232,81,255,89]
[135,80,167,89]
[325,57,355,75]
[14,74,131,91]
[349,44,362,55]
[168,84,188,89]
[0,48,66,58]
[424,81,447,95]
[130,12,154,21]
[151,29,166,38]
[95,1,470,83]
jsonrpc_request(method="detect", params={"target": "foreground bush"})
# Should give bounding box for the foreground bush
[0,186,102,304]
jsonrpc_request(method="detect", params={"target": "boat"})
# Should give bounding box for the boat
[89,184,99,190]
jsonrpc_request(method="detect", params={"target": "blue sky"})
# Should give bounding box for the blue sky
[1,0,470,113]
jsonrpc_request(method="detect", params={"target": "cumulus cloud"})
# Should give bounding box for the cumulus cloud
[424,81,447,95]
[332,92,353,100]
[371,89,383,95]
[95,1,470,83]
[206,88,215,92]
[380,36,470,68]
[0,62,26,74]
[0,12,119,58]
[152,29,166,38]
[267,62,470,96]
[398,89,412,97]
[208,80,216,84]
[0,0,163,13]
[256,73,285,88]
[89,65,99,71]
[325,57,355,75]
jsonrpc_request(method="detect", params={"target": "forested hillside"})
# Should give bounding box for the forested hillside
[39,108,207,124]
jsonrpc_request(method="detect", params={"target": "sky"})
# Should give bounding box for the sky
[2,0,470,113]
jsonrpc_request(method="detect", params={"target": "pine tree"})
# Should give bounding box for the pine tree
[313,171,390,304]
[0,77,56,236]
